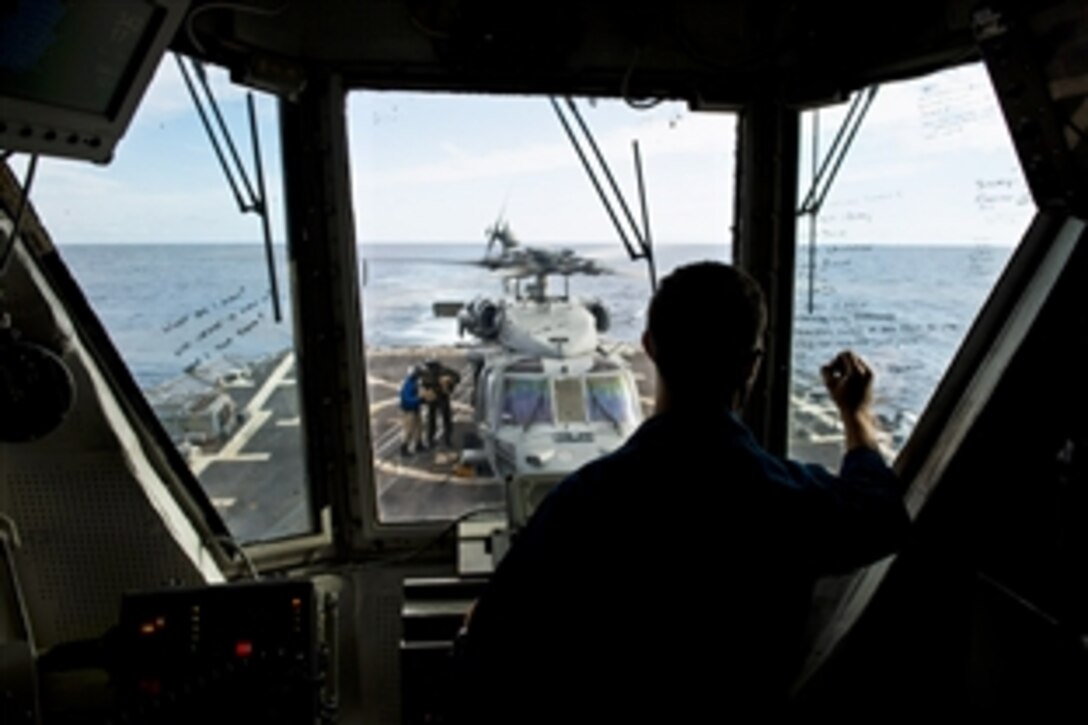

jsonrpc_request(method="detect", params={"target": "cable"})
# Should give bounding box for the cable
[632,139,657,291]
[194,60,259,208]
[550,96,639,259]
[0,511,22,547]
[0,153,39,277]
[174,54,282,323]
[1066,119,1087,143]
[564,97,649,251]
[406,0,451,40]
[248,92,283,323]
[175,54,248,211]
[798,85,879,215]
[370,505,506,568]
[216,535,261,580]
[186,1,291,55]
[621,48,664,110]
[807,109,819,315]
[304,506,506,576]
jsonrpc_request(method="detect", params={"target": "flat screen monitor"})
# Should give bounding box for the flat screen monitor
[0,0,188,163]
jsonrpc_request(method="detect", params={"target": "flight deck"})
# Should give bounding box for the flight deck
[179,346,652,541]
[174,344,850,543]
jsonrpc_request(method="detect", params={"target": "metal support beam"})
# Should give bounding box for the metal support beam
[974,4,1088,217]
[549,96,658,290]
[280,75,369,554]
[733,99,800,456]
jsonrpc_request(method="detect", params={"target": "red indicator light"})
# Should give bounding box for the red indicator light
[235,640,254,658]
[291,597,302,609]
[139,678,162,696]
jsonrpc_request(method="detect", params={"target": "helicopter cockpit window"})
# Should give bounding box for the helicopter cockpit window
[22,64,315,545]
[348,89,734,524]
[502,377,554,427]
[586,375,636,426]
[554,377,587,424]
[789,62,1034,468]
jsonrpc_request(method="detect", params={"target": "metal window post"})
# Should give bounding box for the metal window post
[733,98,800,456]
[279,75,370,554]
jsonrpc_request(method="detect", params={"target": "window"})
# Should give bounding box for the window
[501,377,555,428]
[348,90,735,523]
[554,377,586,424]
[24,63,313,545]
[790,63,1033,467]
[587,374,637,426]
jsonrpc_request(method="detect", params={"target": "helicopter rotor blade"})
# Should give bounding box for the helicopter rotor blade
[364,256,482,267]
[485,202,508,256]
[433,301,465,318]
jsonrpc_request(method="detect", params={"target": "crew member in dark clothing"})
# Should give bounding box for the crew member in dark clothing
[420,359,461,449]
[453,262,910,723]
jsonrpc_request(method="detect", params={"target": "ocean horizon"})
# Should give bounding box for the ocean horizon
[57,240,1014,443]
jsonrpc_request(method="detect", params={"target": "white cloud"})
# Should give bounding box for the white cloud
[26,153,282,244]
[132,58,251,130]
[350,102,736,244]
[16,58,1028,247]
[131,59,195,125]
[354,100,734,191]
[862,64,1012,155]
[373,137,574,187]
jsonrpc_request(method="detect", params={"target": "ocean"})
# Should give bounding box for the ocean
[58,241,1013,440]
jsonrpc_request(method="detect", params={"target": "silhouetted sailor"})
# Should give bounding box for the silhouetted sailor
[454,262,910,723]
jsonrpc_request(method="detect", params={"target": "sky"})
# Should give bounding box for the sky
[9,59,1034,246]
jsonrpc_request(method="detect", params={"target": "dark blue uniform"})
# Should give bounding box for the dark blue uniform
[455,408,909,723]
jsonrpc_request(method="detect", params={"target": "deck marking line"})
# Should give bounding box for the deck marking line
[189,354,293,475]
[369,398,399,415]
[244,352,296,415]
[220,452,272,463]
[375,459,494,488]
[367,375,401,391]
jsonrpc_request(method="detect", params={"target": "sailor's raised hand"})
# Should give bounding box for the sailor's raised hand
[822,351,881,452]
[821,350,874,414]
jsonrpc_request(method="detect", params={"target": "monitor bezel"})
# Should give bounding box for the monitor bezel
[0,0,189,164]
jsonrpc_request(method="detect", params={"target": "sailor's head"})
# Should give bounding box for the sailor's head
[643,262,766,410]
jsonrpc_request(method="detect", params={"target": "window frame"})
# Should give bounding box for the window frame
[500,373,557,429]
[279,76,471,564]
[0,195,237,576]
[794,210,1081,691]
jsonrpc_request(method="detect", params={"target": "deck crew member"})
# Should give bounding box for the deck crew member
[454,262,910,722]
[398,366,423,456]
[420,359,461,449]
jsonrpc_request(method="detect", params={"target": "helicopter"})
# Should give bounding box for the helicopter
[481,212,608,277]
[1,1,1085,723]
[446,225,643,528]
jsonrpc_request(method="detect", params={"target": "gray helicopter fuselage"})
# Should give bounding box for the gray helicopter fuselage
[459,280,642,488]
